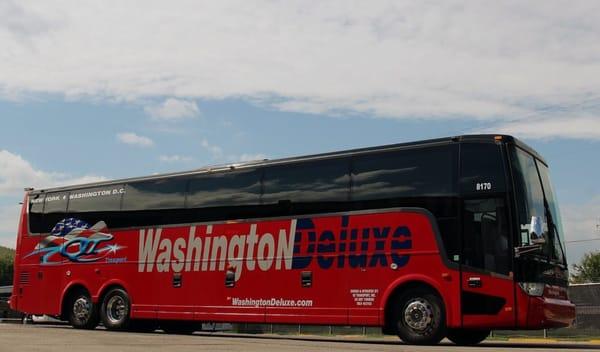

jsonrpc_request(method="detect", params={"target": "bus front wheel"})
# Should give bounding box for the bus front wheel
[446,328,490,345]
[100,288,131,331]
[68,290,99,329]
[392,287,446,345]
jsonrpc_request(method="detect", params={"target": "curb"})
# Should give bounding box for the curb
[507,338,559,343]
[507,337,600,345]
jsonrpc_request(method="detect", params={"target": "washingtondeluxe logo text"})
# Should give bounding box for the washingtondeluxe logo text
[138,222,297,281]
[138,216,412,281]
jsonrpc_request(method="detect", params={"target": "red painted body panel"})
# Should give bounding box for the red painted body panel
[527,296,576,328]
[10,201,574,331]
[515,284,575,329]
[461,271,516,328]
[13,206,461,326]
[9,194,28,312]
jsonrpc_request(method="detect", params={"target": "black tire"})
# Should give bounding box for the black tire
[161,320,200,335]
[68,290,99,329]
[100,288,131,331]
[447,329,490,345]
[392,287,446,345]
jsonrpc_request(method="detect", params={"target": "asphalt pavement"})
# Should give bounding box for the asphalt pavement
[0,324,598,352]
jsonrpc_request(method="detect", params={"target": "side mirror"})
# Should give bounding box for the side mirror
[529,216,546,244]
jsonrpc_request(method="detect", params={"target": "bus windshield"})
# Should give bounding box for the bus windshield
[537,163,567,264]
[511,147,566,265]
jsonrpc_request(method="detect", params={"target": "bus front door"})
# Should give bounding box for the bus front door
[460,198,516,329]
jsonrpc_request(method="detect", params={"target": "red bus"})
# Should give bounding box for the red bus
[10,135,575,345]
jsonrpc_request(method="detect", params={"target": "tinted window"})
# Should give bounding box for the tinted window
[122,178,187,210]
[187,169,261,208]
[351,145,457,200]
[28,193,45,234]
[512,148,564,263]
[29,193,45,214]
[538,163,566,264]
[262,159,350,204]
[43,192,69,213]
[37,191,69,233]
[511,148,547,247]
[462,198,510,275]
[460,143,506,194]
[68,185,125,212]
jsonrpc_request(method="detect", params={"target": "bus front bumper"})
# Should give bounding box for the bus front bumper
[527,296,576,328]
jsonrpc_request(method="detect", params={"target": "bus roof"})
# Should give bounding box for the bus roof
[29,134,542,194]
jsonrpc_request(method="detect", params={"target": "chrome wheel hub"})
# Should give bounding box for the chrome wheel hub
[73,297,90,321]
[106,296,127,324]
[403,298,433,331]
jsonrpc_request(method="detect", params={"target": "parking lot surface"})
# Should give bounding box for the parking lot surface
[0,324,598,352]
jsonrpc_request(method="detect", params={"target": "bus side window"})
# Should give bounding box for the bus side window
[459,143,507,195]
[120,178,187,227]
[351,145,457,201]
[262,159,350,205]
[462,198,510,275]
[42,192,69,233]
[68,185,125,229]
[69,185,125,212]
[28,193,45,234]
[122,179,186,211]
[187,169,262,208]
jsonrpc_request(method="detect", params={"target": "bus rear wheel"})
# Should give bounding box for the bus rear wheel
[68,290,99,329]
[392,287,446,345]
[446,329,490,345]
[100,288,131,331]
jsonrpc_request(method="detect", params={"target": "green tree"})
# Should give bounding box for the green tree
[0,246,15,286]
[571,251,600,284]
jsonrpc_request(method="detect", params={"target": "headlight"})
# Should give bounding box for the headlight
[519,282,545,297]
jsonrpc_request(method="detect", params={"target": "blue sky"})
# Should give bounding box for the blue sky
[0,1,599,266]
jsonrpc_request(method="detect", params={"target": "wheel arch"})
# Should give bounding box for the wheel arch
[97,280,130,305]
[381,275,449,335]
[60,282,90,320]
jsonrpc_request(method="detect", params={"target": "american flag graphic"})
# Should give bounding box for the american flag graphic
[37,218,112,250]
[27,216,121,264]
[51,218,91,236]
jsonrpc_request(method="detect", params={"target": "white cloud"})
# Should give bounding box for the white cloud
[0,204,20,248]
[144,98,200,121]
[199,139,266,163]
[0,149,51,195]
[158,154,193,163]
[0,150,106,196]
[237,153,267,162]
[116,132,154,147]
[2,2,600,138]
[479,116,600,140]
[0,150,106,247]
[200,138,223,158]
[561,196,600,266]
